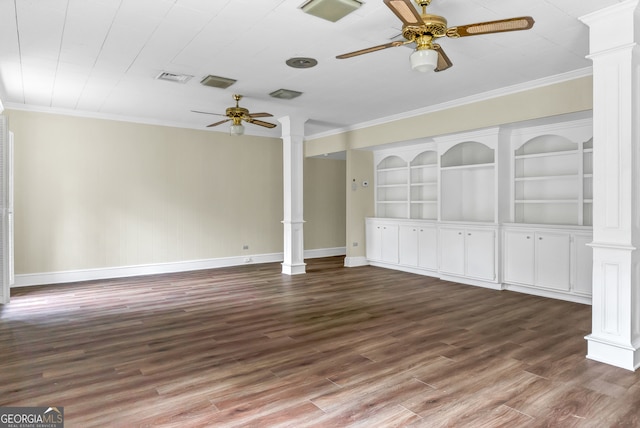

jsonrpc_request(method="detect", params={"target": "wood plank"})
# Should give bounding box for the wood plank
[1,257,639,426]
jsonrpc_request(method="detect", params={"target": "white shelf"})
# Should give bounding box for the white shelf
[515,174,579,182]
[514,149,580,160]
[440,162,494,171]
[411,182,437,186]
[378,166,408,172]
[410,164,437,170]
[378,183,408,188]
[516,199,579,204]
[411,200,437,204]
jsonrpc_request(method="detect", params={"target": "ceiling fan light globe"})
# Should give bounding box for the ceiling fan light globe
[410,49,438,72]
[230,124,245,136]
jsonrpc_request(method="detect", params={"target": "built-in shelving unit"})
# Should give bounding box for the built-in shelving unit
[440,141,496,223]
[367,115,594,304]
[409,151,438,220]
[376,155,408,219]
[511,121,593,226]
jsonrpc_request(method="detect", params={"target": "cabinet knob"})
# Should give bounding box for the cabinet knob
[468,233,472,236]
[526,236,530,239]
[413,229,417,231]
[539,237,543,240]
[420,229,423,232]
[458,232,462,235]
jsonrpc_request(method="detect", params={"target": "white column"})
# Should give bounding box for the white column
[279,115,307,275]
[580,0,640,371]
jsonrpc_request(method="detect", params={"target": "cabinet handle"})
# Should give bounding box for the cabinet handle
[539,237,543,240]
[526,236,530,239]
[468,233,472,236]
[458,232,462,235]
[413,229,417,231]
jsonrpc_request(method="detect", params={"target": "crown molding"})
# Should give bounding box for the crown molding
[1,102,281,139]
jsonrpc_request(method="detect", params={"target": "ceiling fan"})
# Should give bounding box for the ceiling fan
[192,94,277,135]
[336,0,534,73]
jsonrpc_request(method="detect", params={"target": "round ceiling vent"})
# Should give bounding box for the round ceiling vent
[286,57,318,69]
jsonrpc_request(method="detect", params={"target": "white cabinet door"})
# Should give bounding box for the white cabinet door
[399,225,419,266]
[380,224,399,263]
[366,221,399,263]
[439,227,465,276]
[535,232,571,291]
[465,228,496,281]
[573,234,593,295]
[418,226,438,270]
[504,230,535,285]
[366,222,382,261]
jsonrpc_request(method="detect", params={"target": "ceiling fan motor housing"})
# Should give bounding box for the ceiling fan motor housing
[403,13,447,40]
[226,107,249,118]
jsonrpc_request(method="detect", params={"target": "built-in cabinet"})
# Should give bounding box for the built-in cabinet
[502,224,592,304]
[398,223,438,271]
[366,220,399,264]
[367,115,594,304]
[439,224,498,284]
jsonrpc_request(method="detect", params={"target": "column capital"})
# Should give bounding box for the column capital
[278,115,308,139]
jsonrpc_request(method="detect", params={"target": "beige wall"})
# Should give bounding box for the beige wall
[305,76,593,156]
[346,149,374,259]
[8,110,346,275]
[304,157,346,250]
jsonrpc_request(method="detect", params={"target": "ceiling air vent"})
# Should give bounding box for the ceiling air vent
[300,0,362,22]
[200,75,237,89]
[269,89,303,100]
[155,72,193,84]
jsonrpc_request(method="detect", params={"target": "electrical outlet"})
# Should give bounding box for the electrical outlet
[242,244,249,250]
[353,242,358,247]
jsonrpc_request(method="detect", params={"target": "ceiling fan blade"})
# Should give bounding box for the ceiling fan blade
[191,110,226,117]
[336,40,408,59]
[249,119,277,129]
[384,0,423,26]
[433,44,453,72]
[206,119,230,128]
[448,16,534,38]
[248,112,273,118]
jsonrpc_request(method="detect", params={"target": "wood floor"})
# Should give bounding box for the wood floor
[1,257,639,427]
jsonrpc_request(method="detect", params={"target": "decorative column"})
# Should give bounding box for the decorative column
[580,0,640,371]
[279,115,307,275]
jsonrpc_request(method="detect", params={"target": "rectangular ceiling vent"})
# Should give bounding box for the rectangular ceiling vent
[269,89,303,100]
[200,75,237,89]
[301,0,362,22]
[155,72,193,84]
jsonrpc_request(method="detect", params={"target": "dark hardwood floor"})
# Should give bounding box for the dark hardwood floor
[1,257,639,427]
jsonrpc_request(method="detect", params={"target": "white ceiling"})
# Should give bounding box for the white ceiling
[0,0,622,139]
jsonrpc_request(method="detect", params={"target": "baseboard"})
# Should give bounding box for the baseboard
[13,247,347,287]
[343,256,368,267]
[504,283,592,305]
[304,247,346,259]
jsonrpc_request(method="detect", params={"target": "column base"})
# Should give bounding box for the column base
[585,334,640,371]
[281,262,306,275]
